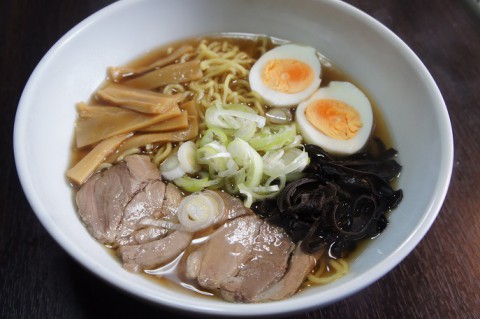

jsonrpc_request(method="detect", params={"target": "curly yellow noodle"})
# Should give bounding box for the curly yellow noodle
[116,147,142,162]
[179,52,194,63]
[256,36,269,55]
[314,256,327,277]
[189,39,262,113]
[163,84,186,95]
[222,74,234,103]
[96,162,112,172]
[306,258,349,285]
[197,42,220,59]
[153,142,173,166]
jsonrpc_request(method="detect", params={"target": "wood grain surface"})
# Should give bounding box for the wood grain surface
[1,0,479,318]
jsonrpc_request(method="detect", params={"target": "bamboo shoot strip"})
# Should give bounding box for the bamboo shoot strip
[66,133,131,185]
[107,101,199,162]
[75,102,181,148]
[122,61,203,90]
[140,111,189,132]
[109,45,194,81]
[96,83,186,114]
[181,100,198,117]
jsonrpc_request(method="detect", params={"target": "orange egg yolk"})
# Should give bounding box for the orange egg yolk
[261,59,314,94]
[305,99,363,140]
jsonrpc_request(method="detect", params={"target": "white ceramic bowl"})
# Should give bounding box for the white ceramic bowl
[14,0,453,316]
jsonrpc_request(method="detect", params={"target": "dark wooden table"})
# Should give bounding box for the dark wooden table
[1,1,479,318]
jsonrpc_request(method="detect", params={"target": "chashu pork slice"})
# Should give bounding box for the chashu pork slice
[115,180,166,247]
[255,243,321,302]
[185,215,262,290]
[118,230,193,273]
[75,155,161,245]
[219,221,295,302]
[116,180,193,272]
[185,212,320,302]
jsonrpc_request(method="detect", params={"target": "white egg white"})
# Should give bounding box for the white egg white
[295,81,374,155]
[249,44,321,107]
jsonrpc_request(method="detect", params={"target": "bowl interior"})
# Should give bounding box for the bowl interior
[14,0,453,316]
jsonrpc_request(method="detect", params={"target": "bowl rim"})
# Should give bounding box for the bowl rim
[14,0,454,316]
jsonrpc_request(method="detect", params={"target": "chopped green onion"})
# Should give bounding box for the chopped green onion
[178,141,201,174]
[177,190,224,231]
[227,138,263,188]
[160,153,185,181]
[173,175,223,192]
[205,103,266,131]
[249,124,297,151]
[199,127,229,147]
[196,141,230,176]
[263,147,309,178]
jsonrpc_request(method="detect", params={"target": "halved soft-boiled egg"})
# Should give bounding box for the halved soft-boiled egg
[249,44,321,107]
[295,81,373,155]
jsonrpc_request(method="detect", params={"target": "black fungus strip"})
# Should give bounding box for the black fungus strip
[252,140,403,258]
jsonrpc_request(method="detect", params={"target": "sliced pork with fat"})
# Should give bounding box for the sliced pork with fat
[75,155,161,244]
[185,214,319,303]
[220,221,295,302]
[116,183,194,272]
[75,155,192,273]
[159,182,183,221]
[255,244,321,301]
[133,226,168,244]
[116,180,165,246]
[118,230,193,273]
[187,215,262,290]
[214,190,252,223]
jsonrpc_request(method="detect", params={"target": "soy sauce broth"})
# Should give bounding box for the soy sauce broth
[69,34,396,297]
